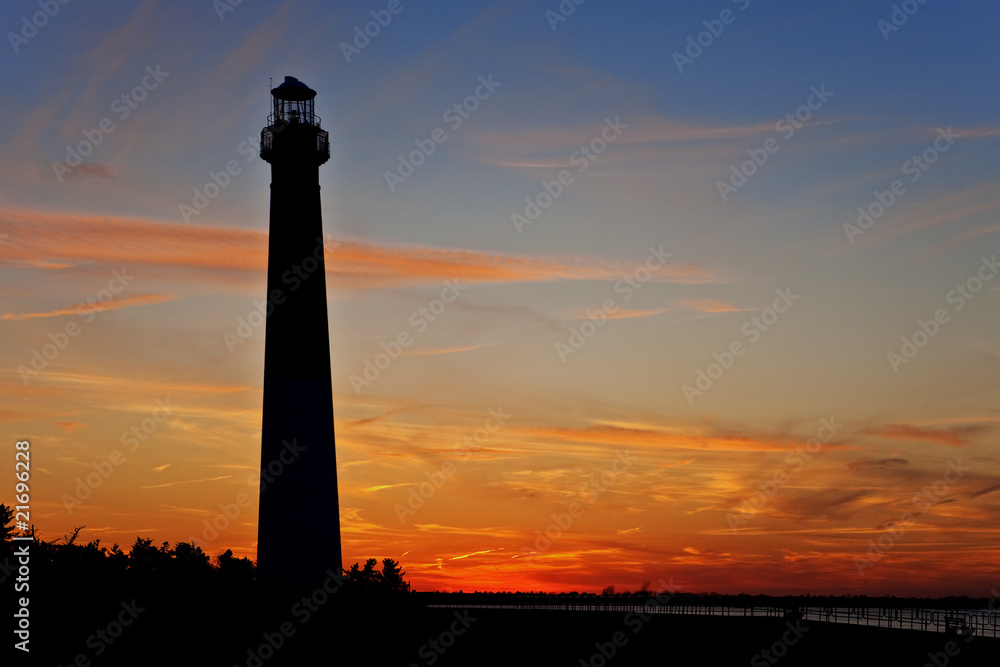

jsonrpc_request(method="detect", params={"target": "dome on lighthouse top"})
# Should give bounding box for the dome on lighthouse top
[272,76,316,101]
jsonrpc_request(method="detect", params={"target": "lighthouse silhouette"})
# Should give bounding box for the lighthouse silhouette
[257,76,342,592]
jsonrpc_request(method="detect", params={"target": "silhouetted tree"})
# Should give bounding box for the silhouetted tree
[362,557,380,586]
[381,558,409,593]
[0,503,16,542]
[128,536,172,579]
[216,548,255,580]
[172,541,214,579]
[0,504,13,564]
[343,557,410,594]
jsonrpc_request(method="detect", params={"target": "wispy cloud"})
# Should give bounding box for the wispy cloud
[677,299,741,313]
[0,207,723,289]
[364,483,414,493]
[54,421,87,433]
[967,482,1000,499]
[871,423,989,448]
[564,307,671,320]
[953,125,1000,139]
[141,475,231,490]
[403,343,497,357]
[450,548,505,561]
[510,424,849,454]
[2,293,179,320]
[62,163,118,179]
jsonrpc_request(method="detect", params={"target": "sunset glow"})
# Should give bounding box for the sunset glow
[2,0,998,598]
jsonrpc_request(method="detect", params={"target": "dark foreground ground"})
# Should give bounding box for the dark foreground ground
[9,588,998,667]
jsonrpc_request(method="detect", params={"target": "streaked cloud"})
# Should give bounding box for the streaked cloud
[54,421,87,432]
[0,207,721,289]
[403,343,497,357]
[364,483,414,493]
[871,423,989,448]
[677,299,741,313]
[141,475,232,490]
[2,293,179,320]
[953,125,1000,139]
[564,307,671,320]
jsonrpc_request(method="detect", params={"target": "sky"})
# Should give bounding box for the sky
[1,0,998,596]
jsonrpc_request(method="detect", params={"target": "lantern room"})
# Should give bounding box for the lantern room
[261,75,329,166]
[268,75,320,127]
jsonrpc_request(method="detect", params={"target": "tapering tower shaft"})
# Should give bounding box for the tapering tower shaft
[257,76,340,592]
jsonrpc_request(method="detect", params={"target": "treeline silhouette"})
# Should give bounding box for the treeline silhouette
[0,503,405,594]
[1,504,411,665]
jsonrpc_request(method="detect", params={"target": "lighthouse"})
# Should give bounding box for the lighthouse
[257,76,342,591]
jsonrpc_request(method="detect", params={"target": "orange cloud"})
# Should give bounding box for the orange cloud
[54,421,87,432]
[877,184,1000,244]
[871,423,988,448]
[510,424,847,453]
[678,299,740,313]
[565,307,671,320]
[403,343,495,357]
[0,207,721,289]
[469,116,788,165]
[62,163,118,179]
[2,293,179,320]
[951,125,1000,139]
[926,221,1000,257]
[141,475,232,490]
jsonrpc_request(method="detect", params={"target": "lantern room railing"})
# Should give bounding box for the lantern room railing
[260,126,330,164]
[266,111,323,127]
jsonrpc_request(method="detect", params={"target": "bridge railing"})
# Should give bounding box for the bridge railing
[424,602,1000,638]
